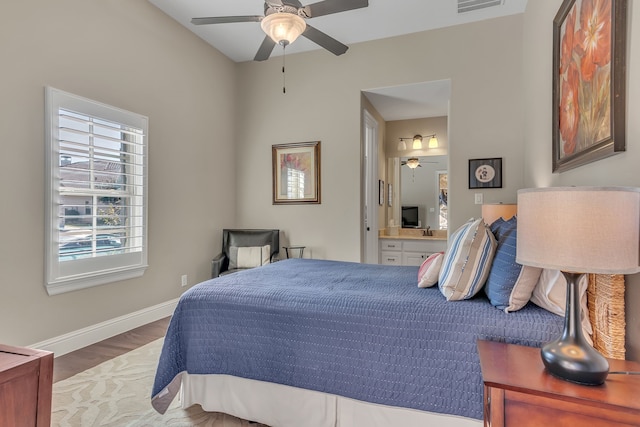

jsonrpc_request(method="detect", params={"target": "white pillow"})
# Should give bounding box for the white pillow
[418,252,444,288]
[229,245,271,269]
[530,269,593,345]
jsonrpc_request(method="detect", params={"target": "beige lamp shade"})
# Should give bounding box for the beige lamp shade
[261,13,306,46]
[516,187,640,274]
[481,203,517,226]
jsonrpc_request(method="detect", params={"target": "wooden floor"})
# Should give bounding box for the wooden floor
[53,316,171,383]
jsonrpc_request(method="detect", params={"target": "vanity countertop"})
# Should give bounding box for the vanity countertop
[379,234,446,241]
[378,228,447,240]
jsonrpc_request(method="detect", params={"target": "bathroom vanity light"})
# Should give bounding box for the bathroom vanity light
[397,134,438,151]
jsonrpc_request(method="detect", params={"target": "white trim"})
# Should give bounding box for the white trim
[29,298,178,357]
[362,109,379,264]
[46,264,148,295]
[45,86,149,294]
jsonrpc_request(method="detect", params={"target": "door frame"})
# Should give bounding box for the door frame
[362,110,379,264]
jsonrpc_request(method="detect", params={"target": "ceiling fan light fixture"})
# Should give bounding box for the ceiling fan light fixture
[261,12,307,46]
[428,135,439,148]
[406,158,420,169]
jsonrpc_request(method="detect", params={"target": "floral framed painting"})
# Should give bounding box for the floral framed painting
[272,141,321,204]
[552,0,627,173]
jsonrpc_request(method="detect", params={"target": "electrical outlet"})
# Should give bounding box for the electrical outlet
[474,193,483,205]
[181,274,188,287]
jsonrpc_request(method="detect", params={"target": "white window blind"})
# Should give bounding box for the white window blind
[45,87,148,295]
[286,168,305,199]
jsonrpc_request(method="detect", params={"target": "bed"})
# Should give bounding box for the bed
[149,257,618,426]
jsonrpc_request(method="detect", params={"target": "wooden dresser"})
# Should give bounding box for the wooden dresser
[478,340,640,427]
[0,344,53,427]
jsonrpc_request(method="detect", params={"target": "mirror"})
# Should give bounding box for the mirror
[389,155,447,230]
[437,170,448,229]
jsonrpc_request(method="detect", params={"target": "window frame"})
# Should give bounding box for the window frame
[45,87,148,295]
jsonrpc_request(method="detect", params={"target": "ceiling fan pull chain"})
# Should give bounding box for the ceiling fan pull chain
[282,45,286,94]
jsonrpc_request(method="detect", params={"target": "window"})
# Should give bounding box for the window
[286,168,305,199]
[45,87,148,295]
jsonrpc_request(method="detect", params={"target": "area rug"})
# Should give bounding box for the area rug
[52,339,269,427]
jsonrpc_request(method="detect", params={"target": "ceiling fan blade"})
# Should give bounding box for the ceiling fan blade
[302,25,348,56]
[303,0,368,18]
[191,16,263,25]
[254,36,277,61]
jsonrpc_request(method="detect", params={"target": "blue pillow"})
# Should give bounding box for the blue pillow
[484,217,541,312]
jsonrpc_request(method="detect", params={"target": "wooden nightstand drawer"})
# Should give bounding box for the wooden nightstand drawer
[503,389,639,426]
[478,340,640,427]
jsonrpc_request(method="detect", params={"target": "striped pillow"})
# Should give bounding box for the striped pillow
[438,218,497,301]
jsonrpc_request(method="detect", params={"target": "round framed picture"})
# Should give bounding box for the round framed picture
[469,158,502,189]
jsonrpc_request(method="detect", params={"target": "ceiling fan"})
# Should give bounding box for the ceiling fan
[191,0,369,61]
[401,158,423,169]
[401,158,440,168]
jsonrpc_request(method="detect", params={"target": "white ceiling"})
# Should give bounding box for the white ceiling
[363,80,451,121]
[148,0,528,63]
[147,0,528,121]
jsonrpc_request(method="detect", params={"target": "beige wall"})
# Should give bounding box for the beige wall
[4,2,635,363]
[0,1,237,345]
[385,117,449,159]
[522,1,640,361]
[234,15,526,262]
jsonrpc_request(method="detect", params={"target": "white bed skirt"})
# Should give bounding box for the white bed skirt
[181,374,483,427]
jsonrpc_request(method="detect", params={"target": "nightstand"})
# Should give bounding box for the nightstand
[0,344,53,427]
[477,340,640,427]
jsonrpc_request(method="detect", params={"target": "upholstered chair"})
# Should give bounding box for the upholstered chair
[211,229,280,278]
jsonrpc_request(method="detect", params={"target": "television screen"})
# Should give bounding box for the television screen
[402,206,419,228]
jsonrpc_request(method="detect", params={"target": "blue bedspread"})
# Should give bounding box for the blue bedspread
[152,259,563,419]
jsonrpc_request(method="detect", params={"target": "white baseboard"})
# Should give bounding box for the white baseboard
[30,298,179,357]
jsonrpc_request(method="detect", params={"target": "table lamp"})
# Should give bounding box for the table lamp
[516,187,640,385]
[481,203,517,226]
